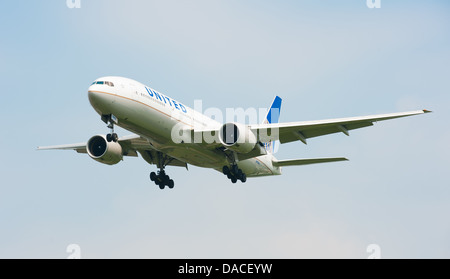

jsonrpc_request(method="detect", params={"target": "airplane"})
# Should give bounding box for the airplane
[38,76,431,189]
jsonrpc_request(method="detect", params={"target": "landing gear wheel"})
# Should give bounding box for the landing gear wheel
[222,166,230,175]
[224,164,247,184]
[237,169,243,180]
[112,133,119,142]
[104,114,118,142]
[151,169,175,190]
[232,164,239,175]
[240,173,247,183]
[150,152,177,189]
[150,172,157,181]
[168,179,174,189]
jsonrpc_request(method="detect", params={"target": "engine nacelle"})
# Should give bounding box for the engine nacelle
[218,123,257,154]
[87,135,123,165]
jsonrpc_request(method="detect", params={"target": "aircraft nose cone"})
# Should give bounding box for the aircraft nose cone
[88,89,100,105]
[88,89,113,115]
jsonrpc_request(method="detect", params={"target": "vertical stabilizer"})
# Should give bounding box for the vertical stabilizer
[262,96,282,153]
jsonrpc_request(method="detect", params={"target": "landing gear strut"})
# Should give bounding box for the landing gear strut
[149,152,175,190]
[102,114,119,142]
[223,164,247,183]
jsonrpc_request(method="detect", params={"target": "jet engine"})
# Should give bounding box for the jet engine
[218,123,257,154]
[86,135,123,165]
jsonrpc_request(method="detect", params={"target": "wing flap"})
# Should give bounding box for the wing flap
[279,122,374,144]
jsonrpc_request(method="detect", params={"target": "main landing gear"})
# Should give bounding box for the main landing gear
[150,152,175,190]
[150,170,174,190]
[102,114,119,142]
[222,164,247,184]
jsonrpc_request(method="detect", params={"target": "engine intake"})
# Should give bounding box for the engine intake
[218,123,257,154]
[87,135,123,165]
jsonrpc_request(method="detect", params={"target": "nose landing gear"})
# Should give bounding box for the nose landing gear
[106,132,119,143]
[102,114,119,142]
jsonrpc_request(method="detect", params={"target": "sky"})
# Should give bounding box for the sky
[0,0,449,258]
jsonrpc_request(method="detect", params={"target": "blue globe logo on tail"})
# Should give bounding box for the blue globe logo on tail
[262,96,282,154]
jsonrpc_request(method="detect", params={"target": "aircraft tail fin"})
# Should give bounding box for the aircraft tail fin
[262,96,282,153]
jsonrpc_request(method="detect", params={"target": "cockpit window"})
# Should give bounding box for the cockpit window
[91,81,114,87]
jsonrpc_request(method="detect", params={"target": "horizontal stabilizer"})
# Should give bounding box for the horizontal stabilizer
[272,157,348,167]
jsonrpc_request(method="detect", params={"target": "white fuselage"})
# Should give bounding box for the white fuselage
[88,76,281,177]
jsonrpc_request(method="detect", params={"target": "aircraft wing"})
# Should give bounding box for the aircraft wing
[37,135,187,168]
[250,109,431,144]
[37,142,88,153]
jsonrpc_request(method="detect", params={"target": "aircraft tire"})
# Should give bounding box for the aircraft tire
[150,172,157,181]
[222,166,230,175]
[168,179,174,189]
[112,133,119,142]
[232,165,239,175]
[240,173,247,183]
[237,169,243,179]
